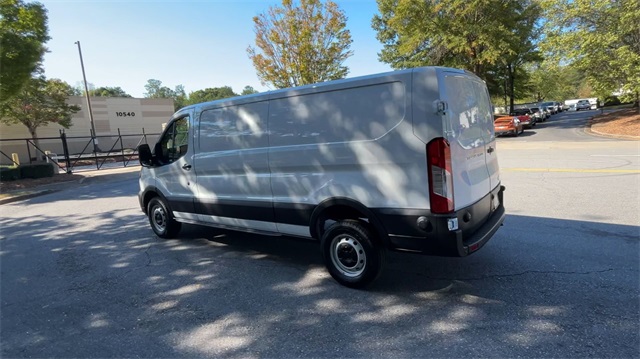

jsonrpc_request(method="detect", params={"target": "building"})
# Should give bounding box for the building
[0,96,174,165]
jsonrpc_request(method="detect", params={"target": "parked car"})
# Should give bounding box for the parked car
[576,99,591,111]
[529,107,546,122]
[510,109,536,128]
[554,101,564,112]
[494,116,524,137]
[539,102,554,114]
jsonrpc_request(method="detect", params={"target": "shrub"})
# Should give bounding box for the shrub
[0,166,21,181]
[604,96,622,107]
[19,163,54,179]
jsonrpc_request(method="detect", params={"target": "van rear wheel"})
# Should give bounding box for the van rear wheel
[321,220,384,288]
[147,197,181,239]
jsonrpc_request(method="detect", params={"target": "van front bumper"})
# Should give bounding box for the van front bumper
[373,185,506,257]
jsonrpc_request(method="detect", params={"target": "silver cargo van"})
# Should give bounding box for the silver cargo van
[138,67,506,288]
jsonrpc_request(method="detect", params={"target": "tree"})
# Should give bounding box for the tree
[144,79,175,98]
[73,81,93,96]
[247,0,353,89]
[0,0,50,103]
[525,64,586,103]
[90,86,131,97]
[490,0,542,112]
[372,0,534,78]
[241,85,259,95]
[143,79,185,111]
[187,87,238,105]
[173,84,187,111]
[541,0,640,110]
[0,76,80,151]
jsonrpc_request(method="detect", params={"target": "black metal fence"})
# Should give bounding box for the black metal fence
[0,129,160,174]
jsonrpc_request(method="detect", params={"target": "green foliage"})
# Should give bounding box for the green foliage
[541,0,640,105]
[143,79,186,111]
[372,0,542,112]
[241,85,259,95]
[19,162,54,179]
[603,96,622,107]
[0,0,50,103]
[525,64,587,102]
[90,86,131,97]
[144,79,174,98]
[247,0,353,88]
[187,87,238,105]
[372,0,538,77]
[0,166,20,181]
[0,76,80,142]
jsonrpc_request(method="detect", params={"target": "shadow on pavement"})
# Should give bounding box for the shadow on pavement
[1,204,638,357]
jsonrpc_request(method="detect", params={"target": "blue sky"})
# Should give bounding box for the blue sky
[40,0,392,98]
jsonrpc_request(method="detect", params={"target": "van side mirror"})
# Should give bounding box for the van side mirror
[138,144,153,167]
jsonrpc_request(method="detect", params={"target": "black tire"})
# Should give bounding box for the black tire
[321,220,384,288]
[147,197,181,238]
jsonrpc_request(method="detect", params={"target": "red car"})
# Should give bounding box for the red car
[510,109,536,128]
[494,115,524,137]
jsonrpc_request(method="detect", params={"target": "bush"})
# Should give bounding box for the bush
[604,96,622,107]
[0,166,21,181]
[19,163,54,179]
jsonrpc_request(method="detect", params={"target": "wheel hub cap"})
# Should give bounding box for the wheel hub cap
[330,236,366,277]
[152,206,166,232]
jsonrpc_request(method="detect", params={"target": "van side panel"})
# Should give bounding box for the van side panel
[194,101,276,232]
[410,67,443,146]
[268,76,430,231]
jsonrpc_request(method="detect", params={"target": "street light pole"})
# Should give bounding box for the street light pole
[74,40,99,152]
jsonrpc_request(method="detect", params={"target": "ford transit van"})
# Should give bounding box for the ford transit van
[138,67,506,288]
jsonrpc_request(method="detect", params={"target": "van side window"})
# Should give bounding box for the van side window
[158,116,189,164]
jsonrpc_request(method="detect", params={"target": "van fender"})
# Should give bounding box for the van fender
[139,186,169,215]
[309,197,390,247]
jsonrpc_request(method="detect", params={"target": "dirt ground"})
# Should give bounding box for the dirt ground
[1,108,638,193]
[589,108,640,139]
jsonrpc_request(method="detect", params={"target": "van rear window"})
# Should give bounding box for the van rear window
[443,75,493,149]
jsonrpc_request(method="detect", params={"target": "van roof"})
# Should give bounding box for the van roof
[176,66,477,112]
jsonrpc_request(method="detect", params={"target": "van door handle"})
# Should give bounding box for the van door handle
[182,163,192,170]
[487,146,494,154]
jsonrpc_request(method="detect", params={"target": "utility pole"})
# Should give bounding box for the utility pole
[74,40,99,152]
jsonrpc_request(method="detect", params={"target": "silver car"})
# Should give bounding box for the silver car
[576,100,591,111]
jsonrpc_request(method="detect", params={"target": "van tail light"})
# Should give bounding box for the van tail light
[427,138,454,214]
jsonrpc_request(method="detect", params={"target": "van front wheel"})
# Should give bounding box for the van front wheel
[321,220,384,288]
[147,197,181,239]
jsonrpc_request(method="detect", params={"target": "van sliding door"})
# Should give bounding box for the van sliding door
[195,101,276,232]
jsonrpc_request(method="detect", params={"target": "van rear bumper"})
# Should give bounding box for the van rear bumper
[374,185,506,257]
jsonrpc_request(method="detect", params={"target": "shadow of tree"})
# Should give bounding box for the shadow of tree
[1,193,638,358]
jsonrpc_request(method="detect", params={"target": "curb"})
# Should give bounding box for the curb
[587,110,640,140]
[0,189,58,205]
[587,125,640,140]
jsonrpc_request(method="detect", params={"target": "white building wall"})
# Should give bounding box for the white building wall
[0,96,174,164]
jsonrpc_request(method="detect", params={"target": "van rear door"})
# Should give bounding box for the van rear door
[438,70,499,209]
